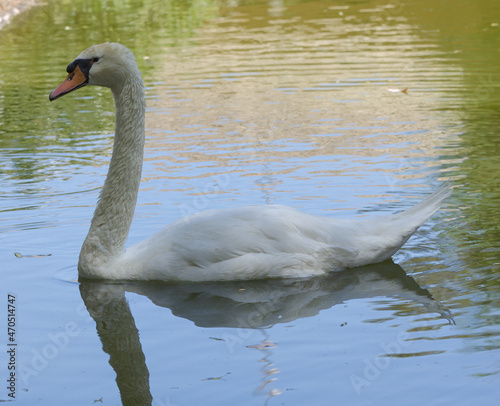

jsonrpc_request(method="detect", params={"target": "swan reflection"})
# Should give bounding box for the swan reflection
[79,261,451,405]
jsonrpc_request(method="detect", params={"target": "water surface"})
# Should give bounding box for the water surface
[1,0,499,405]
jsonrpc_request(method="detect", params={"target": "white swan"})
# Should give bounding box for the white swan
[50,43,452,282]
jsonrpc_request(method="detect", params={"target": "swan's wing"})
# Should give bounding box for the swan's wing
[119,205,351,280]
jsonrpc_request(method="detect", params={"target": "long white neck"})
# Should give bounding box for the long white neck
[78,75,146,278]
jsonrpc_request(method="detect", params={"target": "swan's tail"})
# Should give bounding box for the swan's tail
[349,182,453,266]
[393,181,453,226]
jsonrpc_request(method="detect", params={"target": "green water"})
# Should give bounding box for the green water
[1,0,499,405]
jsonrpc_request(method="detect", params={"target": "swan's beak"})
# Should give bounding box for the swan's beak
[49,65,88,101]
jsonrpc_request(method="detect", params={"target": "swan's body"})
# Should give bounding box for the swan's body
[50,43,451,282]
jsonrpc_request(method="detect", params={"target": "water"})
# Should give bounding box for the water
[1,0,499,404]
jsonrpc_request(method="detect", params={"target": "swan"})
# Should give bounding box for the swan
[49,42,452,282]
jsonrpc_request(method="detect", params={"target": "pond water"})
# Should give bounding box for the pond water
[1,0,499,404]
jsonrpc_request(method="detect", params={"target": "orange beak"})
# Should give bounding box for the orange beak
[49,65,88,101]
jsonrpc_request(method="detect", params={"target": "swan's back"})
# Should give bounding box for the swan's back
[113,184,451,281]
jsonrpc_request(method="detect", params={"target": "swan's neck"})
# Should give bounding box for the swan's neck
[79,76,146,277]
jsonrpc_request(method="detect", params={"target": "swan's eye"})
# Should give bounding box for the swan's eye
[92,57,100,63]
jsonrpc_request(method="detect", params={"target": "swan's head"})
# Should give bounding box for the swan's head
[49,42,141,101]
